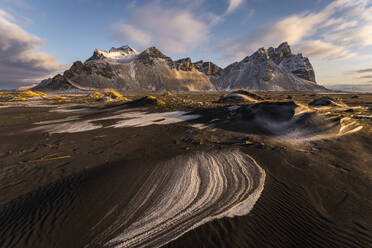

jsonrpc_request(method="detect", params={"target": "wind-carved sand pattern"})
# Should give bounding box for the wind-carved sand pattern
[277,114,364,142]
[249,102,365,142]
[106,111,200,128]
[284,113,364,142]
[29,111,200,134]
[89,150,266,248]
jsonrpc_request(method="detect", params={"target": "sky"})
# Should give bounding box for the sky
[0,0,371,89]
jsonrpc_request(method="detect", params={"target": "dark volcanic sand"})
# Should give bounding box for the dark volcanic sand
[0,92,372,248]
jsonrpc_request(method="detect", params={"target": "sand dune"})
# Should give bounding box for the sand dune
[1,92,371,248]
[221,101,363,140]
[87,150,266,248]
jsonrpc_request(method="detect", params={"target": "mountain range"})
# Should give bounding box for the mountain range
[33,42,326,92]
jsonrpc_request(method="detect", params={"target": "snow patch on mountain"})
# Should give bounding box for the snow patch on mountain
[33,42,326,92]
[86,45,139,64]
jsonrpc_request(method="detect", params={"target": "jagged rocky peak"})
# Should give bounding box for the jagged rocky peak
[62,61,84,80]
[87,49,107,61]
[33,42,322,92]
[267,42,315,82]
[138,46,168,59]
[109,45,138,56]
[243,47,270,63]
[64,60,116,79]
[86,45,139,63]
[174,58,222,76]
[175,58,193,71]
[137,46,175,67]
[68,61,84,73]
[238,47,273,82]
[280,53,315,82]
[193,60,222,76]
[240,42,316,82]
[268,42,292,64]
[217,42,323,91]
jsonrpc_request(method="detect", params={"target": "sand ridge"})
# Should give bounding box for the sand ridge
[98,150,265,248]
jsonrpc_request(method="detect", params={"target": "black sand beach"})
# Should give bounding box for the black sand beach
[0,92,371,247]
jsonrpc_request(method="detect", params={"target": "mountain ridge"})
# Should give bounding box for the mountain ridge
[33,42,327,92]
[217,42,324,91]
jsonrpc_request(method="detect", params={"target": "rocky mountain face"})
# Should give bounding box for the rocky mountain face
[193,61,222,77]
[34,42,325,92]
[175,58,222,77]
[34,46,216,92]
[86,45,139,63]
[268,42,315,82]
[217,42,324,91]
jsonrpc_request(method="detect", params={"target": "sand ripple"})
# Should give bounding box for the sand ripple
[29,111,199,134]
[90,150,265,248]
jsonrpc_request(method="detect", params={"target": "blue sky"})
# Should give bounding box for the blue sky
[0,0,371,89]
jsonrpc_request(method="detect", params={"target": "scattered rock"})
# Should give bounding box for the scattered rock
[239,101,298,122]
[130,95,165,106]
[231,90,264,100]
[309,97,344,107]
[218,90,262,103]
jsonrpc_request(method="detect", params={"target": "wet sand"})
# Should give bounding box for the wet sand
[0,92,371,247]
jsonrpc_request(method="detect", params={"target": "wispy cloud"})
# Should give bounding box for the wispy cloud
[356,68,372,73]
[1,0,34,12]
[112,23,151,47]
[112,1,218,54]
[345,67,372,74]
[343,66,372,84]
[0,9,65,88]
[219,0,372,61]
[297,40,355,60]
[112,0,251,55]
[0,8,14,20]
[360,75,372,79]
[225,0,244,15]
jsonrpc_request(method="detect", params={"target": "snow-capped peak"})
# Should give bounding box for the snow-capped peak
[108,45,139,59]
[109,45,138,55]
[86,45,139,64]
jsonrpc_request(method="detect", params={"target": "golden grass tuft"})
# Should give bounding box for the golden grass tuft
[147,95,157,100]
[19,90,45,97]
[157,99,166,105]
[48,95,72,103]
[12,96,28,101]
[50,95,67,101]
[90,91,104,100]
[163,91,173,96]
[104,89,123,99]
[11,90,45,101]
[146,95,165,105]
[103,89,129,101]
